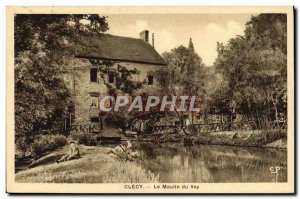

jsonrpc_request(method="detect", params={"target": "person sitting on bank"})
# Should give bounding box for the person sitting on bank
[56,141,80,163]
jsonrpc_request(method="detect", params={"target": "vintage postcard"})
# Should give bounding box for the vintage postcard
[6,6,294,194]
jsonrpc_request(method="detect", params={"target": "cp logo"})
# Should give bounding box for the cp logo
[270,166,281,174]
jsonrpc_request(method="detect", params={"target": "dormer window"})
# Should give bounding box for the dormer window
[148,75,154,85]
[90,68,97,83]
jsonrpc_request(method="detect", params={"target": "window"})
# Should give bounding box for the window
[91,117,100,123]
[148,75,154,85]
[90,68,97,82]
[108,72,115,83]
[90,96,99,108]
[109,98,113,107]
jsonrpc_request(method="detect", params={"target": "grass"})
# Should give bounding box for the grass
[142,128,287,148]
[15,145,159,183]
[192,129,287,148]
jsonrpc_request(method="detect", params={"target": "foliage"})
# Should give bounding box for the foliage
[69,132,97,146]
[103,163,159,183]
[192,129,286,147]
[15,45,72,146]
[15,14,109,154]
[31,134,67,159]
[114,65,143,94]
[104,84,169,131]
[90,60,143,95]
[93,60,166,131]
[15,14,108,56]
[212,14,287,123]
[158,45,206,97]
[155,45,206,128]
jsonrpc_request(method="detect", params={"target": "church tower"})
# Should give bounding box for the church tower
[188,37,194,52]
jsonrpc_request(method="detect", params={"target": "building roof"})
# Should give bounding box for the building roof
[75,33,166,66]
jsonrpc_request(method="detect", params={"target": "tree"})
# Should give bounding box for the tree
[90,61,145,131]
[155,45,206,132]
[213,14,287,126]
[92,60,167,132]
[15,14,109,153]
[15,14,108,56]
[104,85,167,132]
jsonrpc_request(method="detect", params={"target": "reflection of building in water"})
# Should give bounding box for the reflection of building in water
[154,152,213,182]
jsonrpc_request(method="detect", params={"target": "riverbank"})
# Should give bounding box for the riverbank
[140,129,287,149]
[15,145,159,183]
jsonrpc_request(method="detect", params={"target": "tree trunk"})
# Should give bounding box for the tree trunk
[191,112,194,125]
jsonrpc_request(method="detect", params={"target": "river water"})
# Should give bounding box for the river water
[134,143,287,183]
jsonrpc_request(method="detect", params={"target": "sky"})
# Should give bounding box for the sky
[105,14,254,66]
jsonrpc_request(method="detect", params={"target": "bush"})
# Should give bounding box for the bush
[70,132,97,146]
[15,136,29,160]
[261,129,286,144]
[31,134,67,159]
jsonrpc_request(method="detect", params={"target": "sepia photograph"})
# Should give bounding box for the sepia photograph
[6,6,294,194]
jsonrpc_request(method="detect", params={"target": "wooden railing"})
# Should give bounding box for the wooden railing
[69,120,286,135]
[70,124,102,133]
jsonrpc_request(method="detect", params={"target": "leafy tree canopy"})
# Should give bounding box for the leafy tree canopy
[213,14,287,122]
[15,14,109,152]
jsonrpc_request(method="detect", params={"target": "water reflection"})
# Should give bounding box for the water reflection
[135,143,287,183]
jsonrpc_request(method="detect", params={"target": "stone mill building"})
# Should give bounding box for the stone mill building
[63,30,166,129]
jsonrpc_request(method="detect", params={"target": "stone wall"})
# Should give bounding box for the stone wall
[65,58,163,125]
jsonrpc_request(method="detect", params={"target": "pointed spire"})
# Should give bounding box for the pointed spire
[188,37,194,52]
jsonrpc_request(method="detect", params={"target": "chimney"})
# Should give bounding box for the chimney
[140,30,149,43]
[152,33,155,48]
